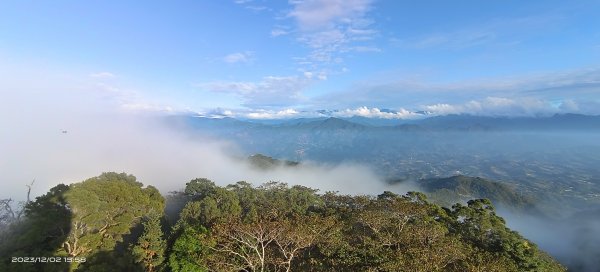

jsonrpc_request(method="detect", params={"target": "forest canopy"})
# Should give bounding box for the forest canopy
[0,172,565,271]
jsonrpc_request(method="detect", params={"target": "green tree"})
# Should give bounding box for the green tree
[449,199,565,271]
[133,213,166,272]
[0,184,71,272]
[168,226,212,272]
[61,172,165,260]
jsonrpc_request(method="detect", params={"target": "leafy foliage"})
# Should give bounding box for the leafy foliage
[420,175,538,212]
[168,179,565,272]
[133,213,166,272]
[0,172,165,271]
[1,173,565,271]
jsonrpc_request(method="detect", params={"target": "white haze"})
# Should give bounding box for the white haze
[0,71,414,201]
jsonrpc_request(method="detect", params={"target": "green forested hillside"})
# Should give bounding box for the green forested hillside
[0,173,564,271]
[419,175,538,212]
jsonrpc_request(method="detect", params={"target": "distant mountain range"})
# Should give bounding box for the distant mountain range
[172,113,600,132]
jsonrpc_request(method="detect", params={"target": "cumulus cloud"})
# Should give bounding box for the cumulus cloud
[245,108,300,119]
[199,108,236,118]
[421,97,557,117]
[333,106,418,119]
[198,108,319,120]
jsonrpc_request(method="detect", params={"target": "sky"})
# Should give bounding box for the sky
[1,0,600,119]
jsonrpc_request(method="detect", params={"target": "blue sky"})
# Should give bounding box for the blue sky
[2,0,600,119]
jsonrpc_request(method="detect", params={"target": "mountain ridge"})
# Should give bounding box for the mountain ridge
[177,113,600,131]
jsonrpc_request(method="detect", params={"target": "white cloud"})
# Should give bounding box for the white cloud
[223,52,253,64]
[271,29,289,37]
[288,0,373,30]
[400,31,496,50]
[421,97,559,117]
[246,108,300,119]
[246,6,268,12]
[347,45,381,52]
[333,106,418,119]
[285,0,378,66]
[397,15,559,50]
[559,99,579,112]
[89,72,115,78]
[300,70,329,80]
[196,75,313,107]
[317,72,328,80]
[199,106,420,120]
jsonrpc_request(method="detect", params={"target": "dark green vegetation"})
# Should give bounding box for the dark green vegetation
[416,175,538,212]
[247,154,299,170]
[1,173,564,271]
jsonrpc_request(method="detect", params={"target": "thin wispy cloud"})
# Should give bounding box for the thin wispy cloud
[234,0,269,12]
[281,0,379,67]
[346,45,381,52]
[288,0,373,30]
[270,29,289,37]
[403,31,497,50]
[223,52,254,64]
[196,75,313,108]
[395,15,561,50]
[245,5,269,12]
[89,72,116,78]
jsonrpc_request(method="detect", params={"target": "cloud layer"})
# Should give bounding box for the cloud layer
[1,67,417,201]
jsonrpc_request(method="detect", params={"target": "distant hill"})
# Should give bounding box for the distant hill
[247,154,299,170]
[286,117,368,130]
[417,175,538,212]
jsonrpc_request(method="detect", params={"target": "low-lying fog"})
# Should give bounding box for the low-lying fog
[0,83,415,200]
